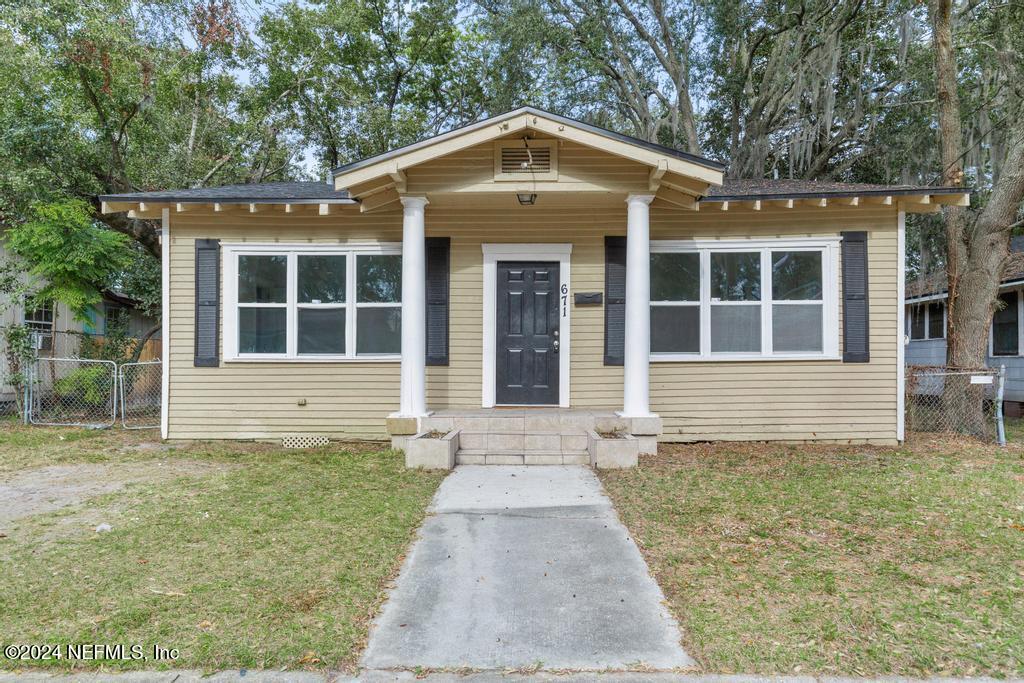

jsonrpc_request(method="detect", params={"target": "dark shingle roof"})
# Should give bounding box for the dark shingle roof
[100,181,355,204]
[702,178,966,202]
[907,239,1024,300]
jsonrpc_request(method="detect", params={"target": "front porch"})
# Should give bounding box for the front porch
[388,408,661,467]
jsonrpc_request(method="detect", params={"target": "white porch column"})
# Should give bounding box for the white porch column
[622,193,656,417]
[399,195,428,417]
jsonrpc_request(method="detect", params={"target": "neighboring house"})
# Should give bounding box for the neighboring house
[0,234,159,406]
[99,107,967,452]
[905,236,1024,409]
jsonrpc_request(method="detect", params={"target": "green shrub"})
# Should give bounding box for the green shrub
[53,366,111,407]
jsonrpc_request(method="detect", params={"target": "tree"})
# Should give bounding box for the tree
[0,0,298,336]
[256,0,516,172]
[930,0,1024,372]
[476,0,703,152]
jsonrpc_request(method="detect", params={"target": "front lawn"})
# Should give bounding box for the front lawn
[600,435,1024,677]
[0,421,445,672]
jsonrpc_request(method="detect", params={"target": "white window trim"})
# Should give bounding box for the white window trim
[649,238,841,362]
[481,243,571,408]
[907,300,946,341]
[222,243,402,363]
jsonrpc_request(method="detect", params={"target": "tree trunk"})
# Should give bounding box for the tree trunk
[931,0,1024,437]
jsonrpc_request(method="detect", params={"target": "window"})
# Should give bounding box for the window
[649,239,839,360]
[992,291,1019,356]
[225,245,401,360]
[103,303,130,336]
[23,299,55,351]
[650,252,699,353]
[907,301,945,341]
[927,302,945,339]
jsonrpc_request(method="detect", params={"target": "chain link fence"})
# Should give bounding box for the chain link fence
[29,357,118,428]
[119,360,162,429]
[905,365,1006,444]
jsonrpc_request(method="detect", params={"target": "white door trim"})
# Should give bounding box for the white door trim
[482,243,572,408]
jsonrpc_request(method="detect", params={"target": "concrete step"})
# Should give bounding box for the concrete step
[455,449,590,466]
[457,431,589,452]
[421,414,603,433]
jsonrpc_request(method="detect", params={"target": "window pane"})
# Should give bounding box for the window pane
[711,305,761,352]
[993,291,1018,356]
[772,251,822,300]
[357,307,401,354]
[650,253,699,301]
[238,255,287,303]
[357,255,402,303]
[910,304,925,340]
[298,308,345,355]
[239,308,286,354]
[772,304,823,352]
[711,252,760,301]
[651,306,700,353]
[927,302,944,339]
[298,255,346,303]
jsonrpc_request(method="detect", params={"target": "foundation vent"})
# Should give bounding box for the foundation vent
[282,435,331,449]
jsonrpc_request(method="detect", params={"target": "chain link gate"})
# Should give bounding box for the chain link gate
[905,365,1006,444]
[29,357,118,428]
[119,360,161,429]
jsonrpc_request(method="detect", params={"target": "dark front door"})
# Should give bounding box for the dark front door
[496,261,560,405]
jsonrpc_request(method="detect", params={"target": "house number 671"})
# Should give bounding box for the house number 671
[561,283,568,317]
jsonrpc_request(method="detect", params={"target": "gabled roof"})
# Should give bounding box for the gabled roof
[331,107,728,211]
[331,106,727,178]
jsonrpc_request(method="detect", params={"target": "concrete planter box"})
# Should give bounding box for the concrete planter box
[405,430,459,470]
[587,430,639,469]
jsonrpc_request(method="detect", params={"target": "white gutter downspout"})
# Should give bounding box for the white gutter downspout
[160,207,170,440]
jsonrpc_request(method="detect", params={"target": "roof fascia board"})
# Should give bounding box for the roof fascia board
[99,197,356,206]
[701,188,970,202]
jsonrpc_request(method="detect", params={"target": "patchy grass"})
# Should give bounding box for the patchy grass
[0,422,445,672]
[600,437,1024,677]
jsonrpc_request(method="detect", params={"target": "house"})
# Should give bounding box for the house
[905,236,1024,411]
[98,107,968,460]
[0,233,159,408]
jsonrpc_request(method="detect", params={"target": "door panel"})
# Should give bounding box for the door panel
[496,261,560,405]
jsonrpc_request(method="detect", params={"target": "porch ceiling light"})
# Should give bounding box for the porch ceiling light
[517,193,537,205]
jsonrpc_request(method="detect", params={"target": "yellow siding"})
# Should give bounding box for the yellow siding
[166,199,899,444]
[648,205,899,443]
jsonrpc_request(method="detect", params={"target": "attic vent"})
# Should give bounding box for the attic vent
[502,145,551,174]
[494,139,558,181]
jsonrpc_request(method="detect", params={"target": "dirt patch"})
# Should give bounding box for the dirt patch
[0,459,235,530]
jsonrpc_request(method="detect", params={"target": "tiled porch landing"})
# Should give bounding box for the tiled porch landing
[392,408,662,466]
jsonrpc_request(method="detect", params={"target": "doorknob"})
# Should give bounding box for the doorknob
[553,339,560,353]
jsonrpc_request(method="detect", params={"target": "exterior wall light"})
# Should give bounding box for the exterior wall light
[517,193,538,205]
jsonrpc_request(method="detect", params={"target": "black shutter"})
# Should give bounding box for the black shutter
[425,237,450,366]
[841,231,870,363]
[604,236,627,366]
[194,239,220,367]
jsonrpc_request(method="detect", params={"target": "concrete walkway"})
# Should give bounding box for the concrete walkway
[360,465,694,672]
